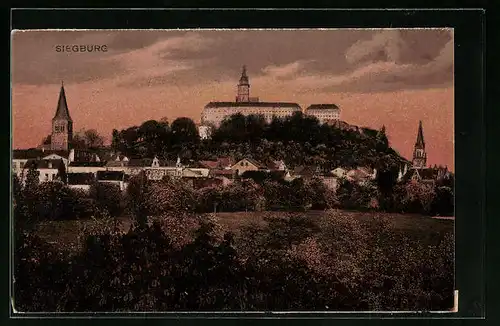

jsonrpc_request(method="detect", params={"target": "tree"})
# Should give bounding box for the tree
[171,117,200,145]
[57,159,67,184]
[375,160,399,211]
[83,129,105,149]
[111,129,120,151]
[89,182,123,217]
[71,133,87,149]
[126,171,150,228]
[25,162,40,192]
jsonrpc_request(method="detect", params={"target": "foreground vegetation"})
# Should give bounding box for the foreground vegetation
[15,210,453,312]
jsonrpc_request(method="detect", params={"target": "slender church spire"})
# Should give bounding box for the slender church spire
[51,81,73,151]
[415,120,424,147]
[239,65,249,85]
[53,81,72,121]
[412,120,427,169]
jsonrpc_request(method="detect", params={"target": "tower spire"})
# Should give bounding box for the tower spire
[416,120,425,147]
[236,64,250,102]
[412,120,427,169]
[239,65,249,85]
[53,82,72,121]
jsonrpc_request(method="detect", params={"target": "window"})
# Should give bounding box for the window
[45,173,49,181]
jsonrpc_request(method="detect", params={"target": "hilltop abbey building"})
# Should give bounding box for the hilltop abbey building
[201,66,341,127]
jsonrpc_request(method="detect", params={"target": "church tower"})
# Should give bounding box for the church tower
[412,120,427,169]
[51,82,73,151]
[236,65,250,102]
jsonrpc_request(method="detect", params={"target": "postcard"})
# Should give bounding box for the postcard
[11,28,455,313]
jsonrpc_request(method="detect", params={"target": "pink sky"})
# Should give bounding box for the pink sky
[11,29,454,170]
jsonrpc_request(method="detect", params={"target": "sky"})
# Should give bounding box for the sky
[11,29,454,170]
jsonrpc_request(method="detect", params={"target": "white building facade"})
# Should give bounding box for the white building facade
[304,104,341,125]
[201,66,302,127]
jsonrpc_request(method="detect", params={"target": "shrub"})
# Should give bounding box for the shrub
[32,182,93,221]
[89,182,124,217]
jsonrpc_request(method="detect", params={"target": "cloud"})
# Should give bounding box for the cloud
[11,30,211,86]
[345,30,407,64]
[12,29,453,92]
[302,30,454,93]
[261,60,314,80]
[105,33,219,87]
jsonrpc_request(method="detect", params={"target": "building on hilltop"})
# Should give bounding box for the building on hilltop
[201,66,302,127]
[305,104,341,124]
[51,81,73,151]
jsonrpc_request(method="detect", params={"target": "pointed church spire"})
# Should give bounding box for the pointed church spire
[53,81,72,121]
[416,120,425,147]
[412,120,427,169]
[239,65,249,86]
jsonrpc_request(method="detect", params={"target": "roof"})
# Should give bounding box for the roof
[105,161,128,167]
[292,165,320,177]
[209,169,235,177]
[67,173,95,185]
[199,157,234,169]
[233,158,267,169]
[97,170,125,181]
[205,101,302,109]
[127,157,177,167]
[402,167,445,183]
[13,149,68,160]
[69,161,107,167]
[53,83,72,121]
[70,149,102,162]
[415,120,425,147]
[305,104,340,111]
[182,169,205,178]
[24,159,64,170]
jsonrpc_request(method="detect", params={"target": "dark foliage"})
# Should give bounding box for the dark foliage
[89,182,124,217]
[111,114,405,172]
[14,217,372,312]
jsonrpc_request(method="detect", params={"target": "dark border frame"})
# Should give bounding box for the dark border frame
[7,8,485,320]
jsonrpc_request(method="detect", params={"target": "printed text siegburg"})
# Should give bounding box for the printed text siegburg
[55,45,108,53]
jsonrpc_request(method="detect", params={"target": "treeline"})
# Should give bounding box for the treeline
[13,163,454,234]
[110,112,405,171]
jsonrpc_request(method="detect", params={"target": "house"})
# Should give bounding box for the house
[104,153,130,169]
[12,149,69,176]
[68,148,101,163]
[231,158,268,176]
[67,161,107,176]
[209,169,236,186]
[20,159,66,184]
[96,170,128,191]
[291,165,322,180]
[182,168,210,178]
[346,167,377,185]
[199,157,234,170]
[67,172,95,192]
[331,167,348,178]
[401,165,451,186]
